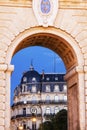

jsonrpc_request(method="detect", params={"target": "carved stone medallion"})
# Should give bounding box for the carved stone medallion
[32,0,58,27]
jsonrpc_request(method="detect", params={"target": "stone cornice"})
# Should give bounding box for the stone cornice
[0,1,87,9]
[0,64,14,72]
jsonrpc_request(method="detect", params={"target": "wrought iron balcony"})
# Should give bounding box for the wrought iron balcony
[11,100,67,108]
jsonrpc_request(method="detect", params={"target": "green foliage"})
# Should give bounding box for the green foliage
[39,109,67,130]
[52,109,67,130]
[38,121,53,130]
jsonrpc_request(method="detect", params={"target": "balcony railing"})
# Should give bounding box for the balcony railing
[12,100,67,108]
[11,113,42,120]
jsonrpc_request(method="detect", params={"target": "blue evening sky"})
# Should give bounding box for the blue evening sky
[11,46,66,104]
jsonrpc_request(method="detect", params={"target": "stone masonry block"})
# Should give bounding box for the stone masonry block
[0,95,5,102]
[0,87,5,95]
[0,72,5,80]
[0,117,4,125]
[0,80,5,87]
[0,126,4,130]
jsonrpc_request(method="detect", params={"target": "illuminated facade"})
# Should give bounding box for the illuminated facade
[11,65,67,130]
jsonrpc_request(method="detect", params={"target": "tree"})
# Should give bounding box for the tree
[39,109,67,130]
[52,109,67,130]
[38,121,53,130]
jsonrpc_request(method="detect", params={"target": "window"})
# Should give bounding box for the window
[32,77,36,82]
[32,85,36,92]
[54,85,59,92]
[55,106,59,114]
[23,108,26,115]
[63,85,67,92]
[23,124,26,129]
[46,95,50,103]
[64,95,67,101]
[54,95,59,102]
[46,107,51,115]
[55,77,58,80]
[22,85,27,92]
[23,77,27,82]
[32,122,36,130]
[46,85,50,92]
[46,77,50,81]
[32,96,37,103]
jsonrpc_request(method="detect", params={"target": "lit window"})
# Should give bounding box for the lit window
[32,85,36,92]
[64,95,67,101]
[63,106,67,110]
[23,77,27,82]
[55,107,59,114]
[63,85,67,91]
[54,95,59,102]
[32,77,36,81]
[54,85,59,92]
[55,77,58,80]
[46,77,50,81]
[46,107,51,114]
[46,85,50,92]
[46,95,50,102]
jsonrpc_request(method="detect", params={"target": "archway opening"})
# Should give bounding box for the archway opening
[6,29,83,130]
[11,46,67,130]
[12,33,77,71]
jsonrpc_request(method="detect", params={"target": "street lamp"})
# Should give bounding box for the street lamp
[32,117,36,122]
[30,105,43,130]
[18,124,23,130]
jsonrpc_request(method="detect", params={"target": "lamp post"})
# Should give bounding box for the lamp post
[30,105,43,130]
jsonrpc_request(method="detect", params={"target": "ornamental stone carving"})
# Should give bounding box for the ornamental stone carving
[32,0,58,27]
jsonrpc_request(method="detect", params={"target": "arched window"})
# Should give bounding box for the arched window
[46,107,51,115]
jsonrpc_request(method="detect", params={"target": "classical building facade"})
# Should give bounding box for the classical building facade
[0,0,87,130]
[11,65,67,130]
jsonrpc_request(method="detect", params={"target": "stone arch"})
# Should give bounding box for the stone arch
[6,27,84,69]
[5,27,85,130]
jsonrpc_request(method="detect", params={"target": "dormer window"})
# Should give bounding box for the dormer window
[32,77,36,82]
[55,77,58,80]
[46,77,50,81]
[23,77,27,82]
